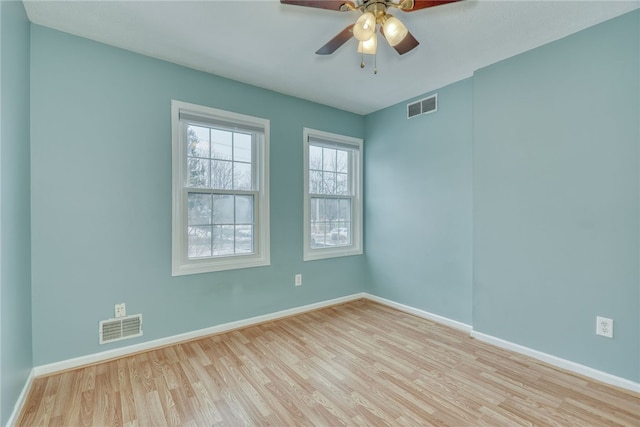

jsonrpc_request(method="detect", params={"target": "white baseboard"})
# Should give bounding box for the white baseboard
[471,331,640,394]
[29,291,640,397]
[5,368,34,427]
[363,293,473,333]
[34,292,366,377]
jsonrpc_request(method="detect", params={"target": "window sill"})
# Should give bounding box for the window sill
[303,246,363,262]
[172,254,270,276]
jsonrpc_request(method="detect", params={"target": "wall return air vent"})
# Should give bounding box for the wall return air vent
[99,314,143,344]
[407,94,437,119]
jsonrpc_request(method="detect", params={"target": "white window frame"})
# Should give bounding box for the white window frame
[303,127,363,261]
[171,100,270,276]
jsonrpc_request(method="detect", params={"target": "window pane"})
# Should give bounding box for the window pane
[322,172,336,195]
[342,222,350,245]
[213,195,234,224]
[323,148,337,172]
[310,197,322,222]
[211,160,233,189]
[309,145,323,170]
[339,198,351,222]
[310,198,324,248]
[336,149,348,173]
[234,162,252,190]
[319,197,328,221]
[327,221,337,245]
[345,222,352,245]
[187,125,210,158]
[187,193,212,225]
[211,129,232,160]
[310,225,323,248]
[336,173,348,195]
[235,195,253,224]
[325,198,338,222]
[329,223,349,246]
[212,225,234,256]
[234,133,252,163]
[310,170,322,194]
[235,225,253,254]
[187,158,210,188]
[188,226,212,258]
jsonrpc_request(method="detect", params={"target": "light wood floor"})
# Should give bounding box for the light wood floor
[18,299,640,426]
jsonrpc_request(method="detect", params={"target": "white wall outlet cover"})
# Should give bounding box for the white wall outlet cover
[596,316,613,338]
[295,274,302,286]
[115,303,127,318]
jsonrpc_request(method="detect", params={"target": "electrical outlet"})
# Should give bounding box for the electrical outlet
[295,274,302,287]
[596,316,613,338]
[115,303,126,318]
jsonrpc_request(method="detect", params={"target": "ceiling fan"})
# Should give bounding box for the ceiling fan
[281,0,462,60]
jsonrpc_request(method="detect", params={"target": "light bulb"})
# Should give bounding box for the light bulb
[353,12,376,41]
[357,34,377,55]
[382,15,408,46]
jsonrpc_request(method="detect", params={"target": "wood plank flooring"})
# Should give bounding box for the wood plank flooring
[18,299,640,426]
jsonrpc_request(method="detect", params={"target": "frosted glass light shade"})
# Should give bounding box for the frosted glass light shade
[357,34,377,55]
[383,15,408,46]
[353,12,376,41]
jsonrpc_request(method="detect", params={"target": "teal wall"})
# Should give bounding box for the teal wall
[0,1,32,425]
[364,10,639,383]
[30,25,365,366]
[473,11,639,381]
[364,79,473,324]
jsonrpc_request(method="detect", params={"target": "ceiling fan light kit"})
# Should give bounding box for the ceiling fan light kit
[353,12,376,40]
[381,15,408,46]
[357,33,378,54]
[281,0,462,73]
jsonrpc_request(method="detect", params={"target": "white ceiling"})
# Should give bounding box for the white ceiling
[23,0,639,115]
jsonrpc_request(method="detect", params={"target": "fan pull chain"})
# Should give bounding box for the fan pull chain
[359,53,378,74]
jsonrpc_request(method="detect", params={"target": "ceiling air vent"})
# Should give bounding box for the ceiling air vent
[407,94,437,119]
[99,314,143,344]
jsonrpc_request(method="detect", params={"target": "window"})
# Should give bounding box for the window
[303,128,363,261]
[172,100,270,275]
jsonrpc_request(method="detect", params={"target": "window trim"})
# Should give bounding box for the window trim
[303,127,363,261]
[171,100,270,276]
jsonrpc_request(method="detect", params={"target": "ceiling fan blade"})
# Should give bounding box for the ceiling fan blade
[316,24,354,55]
[390,30,419,55]
[280,0,355,11]
[379,26,419,55]
[403,0,462,11]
